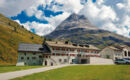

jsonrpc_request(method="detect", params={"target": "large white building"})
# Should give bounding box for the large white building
[16,41,101,66]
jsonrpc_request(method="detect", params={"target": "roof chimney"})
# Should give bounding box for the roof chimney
[65,41,69,44]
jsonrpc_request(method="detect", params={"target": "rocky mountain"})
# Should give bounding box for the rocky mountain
[46,13,130,48]
[55,13,98,31]
[0,13,43,65]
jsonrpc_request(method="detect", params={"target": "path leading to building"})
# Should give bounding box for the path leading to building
[0,64,70,80]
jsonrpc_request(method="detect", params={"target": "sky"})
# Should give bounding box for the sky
[0,0,130,38]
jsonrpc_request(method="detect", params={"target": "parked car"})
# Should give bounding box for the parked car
[123,58,130,61]
[114,59,130,64]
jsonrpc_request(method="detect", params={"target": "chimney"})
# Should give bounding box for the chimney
[72,43,78,46]
[65,41,69,44]
[85,44,89,47]
[56,41,58,44]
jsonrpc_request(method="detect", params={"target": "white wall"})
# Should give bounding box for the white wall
[16,52,43,66]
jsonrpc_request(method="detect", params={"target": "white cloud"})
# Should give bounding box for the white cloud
[0,0,36,17]
[54,0,83,13]
[45,12,71,27]
[35,10,44,20]
[79,0,130,38]
[23,21,55,36]
[116,3,125,9]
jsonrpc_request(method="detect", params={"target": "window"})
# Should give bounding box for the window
[124,51,127,56]
[21,57,24,60]
[72,59,76,62]
[52,53,55,56]
[70,54,72,56]
[24,53,26,56]
[77,54,81,57]
[62,54,65,56]
[32,57,36,59]
[59,59,62,62]
[62,48,65,51]
[64,59,67,62]
[72,54,76,56]
[56,53,60,56]
[27,57,29,60]
[128,52,130,56]
[39,56,42,58]
[71,49,74,51]
[56,48,60,50]
[33,53,36,55]
[106,55,110,59]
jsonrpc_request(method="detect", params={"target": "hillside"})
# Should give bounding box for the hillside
[46,13,130,48]
[0,13,43,65]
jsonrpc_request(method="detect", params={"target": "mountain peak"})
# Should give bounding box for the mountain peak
[66,13,88,21]
[55,13,98,30]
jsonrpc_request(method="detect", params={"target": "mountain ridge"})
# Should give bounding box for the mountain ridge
[46,13,130,48]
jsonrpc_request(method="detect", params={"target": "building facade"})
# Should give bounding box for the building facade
[100,45,130,60]
[16,41,100,66]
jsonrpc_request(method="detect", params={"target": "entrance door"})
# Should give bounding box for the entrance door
[45,61,47,65]
[51,62,53,66]
[81,59,87,64]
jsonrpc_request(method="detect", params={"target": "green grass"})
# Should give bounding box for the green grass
[12,65,130,80]
[0,66,45,73]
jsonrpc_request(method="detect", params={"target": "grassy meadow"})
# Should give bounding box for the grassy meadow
[12,65,130,80]
[0,66,45,73]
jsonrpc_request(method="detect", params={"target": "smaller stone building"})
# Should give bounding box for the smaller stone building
[100,45,130,60]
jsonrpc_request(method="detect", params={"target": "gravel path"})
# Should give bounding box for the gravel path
[0,64,70,80]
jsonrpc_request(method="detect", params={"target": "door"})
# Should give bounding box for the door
[81,59,87,64]
[51,62,53,66]
[45,61,47,65]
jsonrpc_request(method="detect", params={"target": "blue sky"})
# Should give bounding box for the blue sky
[0,0,130,37]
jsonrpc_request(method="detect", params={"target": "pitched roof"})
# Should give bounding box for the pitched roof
[109,46,121,51]
[18,43,51,53]
[107,45,130,51]
[46,41,100,50]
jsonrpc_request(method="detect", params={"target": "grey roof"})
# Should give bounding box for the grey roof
[18,43,51,53]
